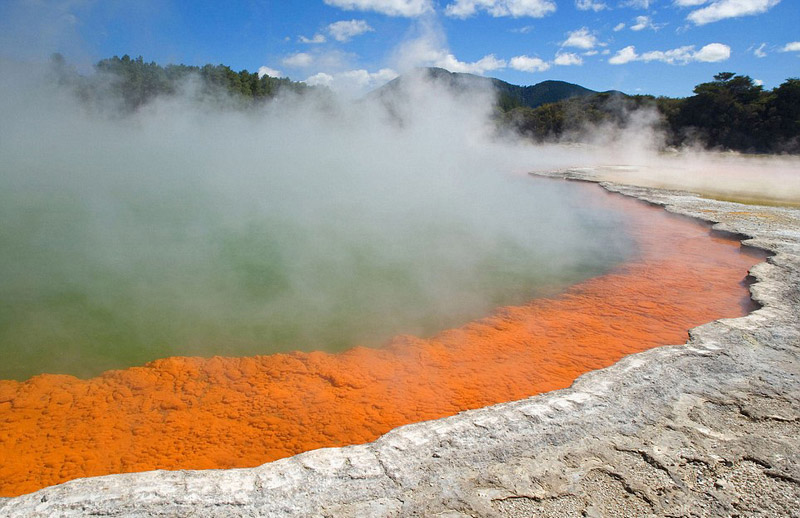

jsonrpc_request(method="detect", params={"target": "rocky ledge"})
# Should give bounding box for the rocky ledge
[2,171,799,517]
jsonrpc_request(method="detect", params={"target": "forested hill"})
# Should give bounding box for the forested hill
[50,53,316,111]
[375,67,606,111]
[50,55,799,154]
[502,72,800,154]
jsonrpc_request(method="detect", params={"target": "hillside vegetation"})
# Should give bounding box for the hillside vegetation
[50,53,315,111]
[52,55,799,154]
[503,72,800,154]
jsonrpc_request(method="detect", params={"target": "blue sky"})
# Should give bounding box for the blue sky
[1,0,797,97]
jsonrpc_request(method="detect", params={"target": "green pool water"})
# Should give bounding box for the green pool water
[0,174,632,380]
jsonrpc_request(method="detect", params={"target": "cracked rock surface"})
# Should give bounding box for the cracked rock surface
[2,171,799,517]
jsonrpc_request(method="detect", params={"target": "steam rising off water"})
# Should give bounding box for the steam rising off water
[0,64,633,380]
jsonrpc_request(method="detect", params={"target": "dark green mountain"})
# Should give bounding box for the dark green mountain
[373,67,617,111]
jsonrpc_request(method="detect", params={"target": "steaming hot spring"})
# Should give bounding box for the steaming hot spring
[0,71,765,497]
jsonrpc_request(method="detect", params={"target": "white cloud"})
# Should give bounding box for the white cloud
[674,0,709,5]
[623,0,653,7]
[509,55,551,72]
[299,34,327,44]
[631,15,651,30]
[639,46,696,63]
[687,0,781,25]
[554,52,583,66]
[437,53,507,73]
[613,22,626,31]
[283,52,314,68]
[575,0,608,11]
[392,19,506,75]
[327,19,374,42]
[445,0,557,18]
[609,45,638,64]
[781,41,800,52]
[753,43,767,57]
[562,27,600,49]
[304,68,399,93]
[510,25,535,33]
[693,42,731,61]
[323,0,433,17]
[609,42,731,64]
[584,49,599,55]
[305,72,335,87]
[754,78,764,86]
[257,66,283,78]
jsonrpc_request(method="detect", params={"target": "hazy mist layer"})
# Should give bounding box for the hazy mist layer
[0,62,636,380]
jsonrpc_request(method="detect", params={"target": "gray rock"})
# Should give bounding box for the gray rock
[2,171,799,517]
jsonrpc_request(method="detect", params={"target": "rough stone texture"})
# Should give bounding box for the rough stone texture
[2,170,799,517]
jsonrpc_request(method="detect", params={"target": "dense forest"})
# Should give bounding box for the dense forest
[502,72,800,154]
[50,53,315,111]
[52,54,799,154]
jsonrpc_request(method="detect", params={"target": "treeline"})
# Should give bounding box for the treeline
[51,54,316,111]
[502,73,800,154]
[51,55,799,153]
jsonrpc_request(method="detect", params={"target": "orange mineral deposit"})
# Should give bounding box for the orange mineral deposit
[0,185,765,497]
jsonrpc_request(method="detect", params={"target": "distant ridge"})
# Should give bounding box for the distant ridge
[373,67,623,110]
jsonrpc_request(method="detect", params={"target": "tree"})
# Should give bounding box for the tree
[766,78,800,148]
[672,72,767,151]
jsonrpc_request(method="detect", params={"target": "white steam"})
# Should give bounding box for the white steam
[3,55,798,380]
[0,60,636,378]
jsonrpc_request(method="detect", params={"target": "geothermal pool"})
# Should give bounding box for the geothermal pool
[0,179,765,497]
[0,176,631,381]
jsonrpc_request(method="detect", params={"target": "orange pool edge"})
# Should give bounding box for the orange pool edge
[0,184,767,497]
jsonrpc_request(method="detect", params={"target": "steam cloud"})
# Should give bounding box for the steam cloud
[3,54,798,380]
[0,60,637,379]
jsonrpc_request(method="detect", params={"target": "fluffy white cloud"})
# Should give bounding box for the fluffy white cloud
[257,66,283,78]
[753,43,767,57]
[609,42,731,64]
[445,0,557,18]
[305,72,335,87]
[631,15,651,30]
[392,21,507,75]
[575,0,608,11]
[781,41,800,52]
[509,55,550,72]
[283,52,314,68]
[554,52,583,66]
[754,78,764,86]
[323,0,433,17]
[693,42,731,61]
[299,34,327,44]
[305,68,399,93]
[687,0,781,25]
[613,22,626,31]
[639,46,696,63]
[327,19,374,42]
[562,27,600,49]
[609,45,638,64]
[437,53,507,73]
